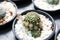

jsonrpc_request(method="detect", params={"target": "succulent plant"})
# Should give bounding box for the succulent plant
[0,4,6,19]
[47,0,59,5]
[23,12,42,38]
[24,12,40,25]
[31,29,41,38]
[24,12,41,30]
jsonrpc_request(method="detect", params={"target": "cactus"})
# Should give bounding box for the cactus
[24,12,41,30]
[23,12,42,38]
[0,4,6,19]
[31,29,41,38]
[24,12,40,25]
[47,0,59,5]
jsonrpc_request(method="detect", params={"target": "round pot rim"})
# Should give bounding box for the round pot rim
[12,10,56,40]
[32,0,60,12]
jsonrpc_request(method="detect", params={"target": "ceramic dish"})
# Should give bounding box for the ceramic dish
[12,10,56,40]
[0,0,17,28]
[32,0,60,13]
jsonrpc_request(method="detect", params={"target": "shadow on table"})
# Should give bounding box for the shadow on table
[0,21,13,35]
[49,11,60,20]
[17,1,32,8]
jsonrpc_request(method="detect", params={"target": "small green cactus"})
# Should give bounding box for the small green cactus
[24,12,40,25]
[0,4,6,19]
[24,12,41,30]
[23,12,42,38]
[47,0,59,5]
[31,29,41,38]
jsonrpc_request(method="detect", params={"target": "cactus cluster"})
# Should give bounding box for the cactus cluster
[23,12,42,38]
[47,0,59,5]
[0,4,6,19]
[24,12,40,25]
